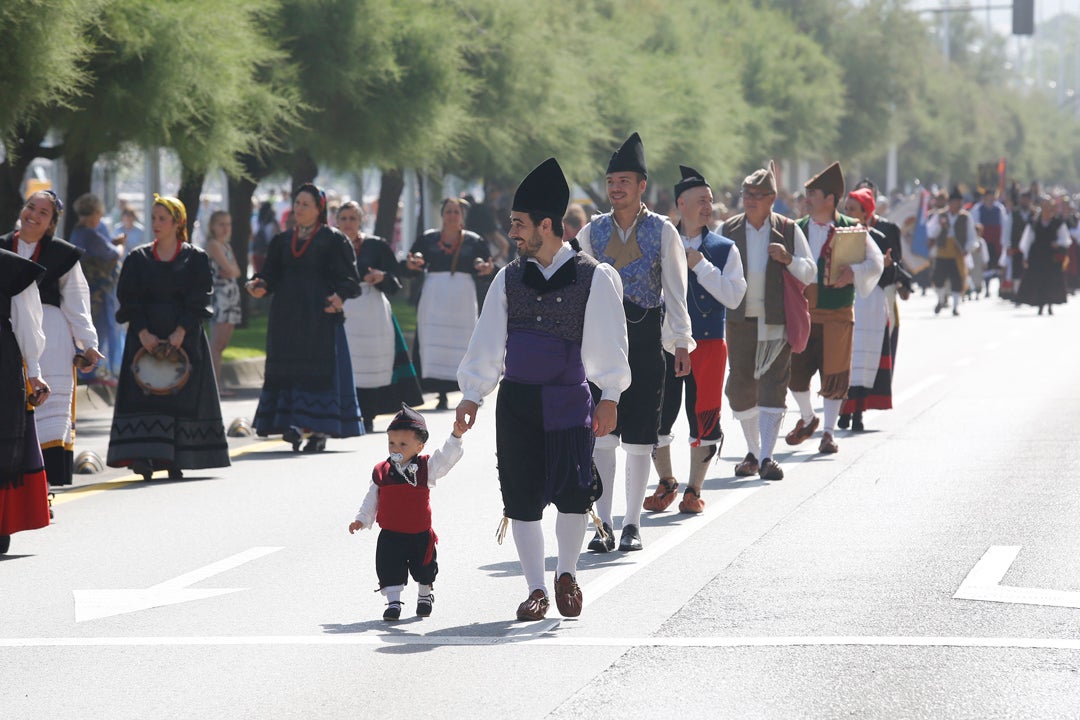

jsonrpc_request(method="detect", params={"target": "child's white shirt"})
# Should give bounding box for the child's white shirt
[353,434,464,529]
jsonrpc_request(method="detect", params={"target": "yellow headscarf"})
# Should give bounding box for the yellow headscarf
[153,194,188,244]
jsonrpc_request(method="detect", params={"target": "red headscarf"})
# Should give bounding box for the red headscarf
[848,188,876,219]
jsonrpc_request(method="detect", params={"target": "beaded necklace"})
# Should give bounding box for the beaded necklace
[292,224,322,258]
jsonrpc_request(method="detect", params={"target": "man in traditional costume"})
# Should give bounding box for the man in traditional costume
[926,187,978,317]
[643,166,745,514]
[457,158,630,622]
[724,163,816,481]
[839,187,904,432]
[576,133,694,552]
[1002,191,1032,300]
[786,162,883,455]
[975,188,1008,280]
[0,247,50,555]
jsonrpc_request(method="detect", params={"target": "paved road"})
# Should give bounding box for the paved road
[3,292,1080,719]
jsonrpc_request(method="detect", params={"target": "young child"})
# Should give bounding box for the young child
[349,404,468,621]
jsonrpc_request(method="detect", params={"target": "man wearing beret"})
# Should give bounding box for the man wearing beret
[457,158,630,622]
[723,163,816,481]
[643,166,745,514]
[787,162,883,455]
[926,187,978,317]
[576,133,695,552]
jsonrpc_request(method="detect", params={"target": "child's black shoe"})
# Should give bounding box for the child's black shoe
[416,593,434,617]
[383,601,403,621]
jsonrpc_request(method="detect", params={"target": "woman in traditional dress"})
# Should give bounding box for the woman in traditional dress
[204,210,242,396]
[337,201,422,433]
[0,245,50,555]
[839,188,903,432]
[106,195,230,480]
[2,191,102,490]
[247,183,362,452]
[1017,195,1070,315]
[401,197,494,410]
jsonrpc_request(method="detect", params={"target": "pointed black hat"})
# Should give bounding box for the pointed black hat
[512,157,570,217]
[674,165,710,200]
[387,403,427,433]
[606,132,647,178]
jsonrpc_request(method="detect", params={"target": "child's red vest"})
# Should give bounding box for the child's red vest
[373,456,432,534]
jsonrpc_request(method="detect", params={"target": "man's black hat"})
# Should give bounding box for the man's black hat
[512,157,570,218]
[674,165,710,200]
[606,132,647,178]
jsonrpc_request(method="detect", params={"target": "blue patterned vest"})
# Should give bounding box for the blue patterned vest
[589,212,665,308]
[685,230,733,340]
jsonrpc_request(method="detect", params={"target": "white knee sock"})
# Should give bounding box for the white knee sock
[792,390,815,423]
[937,287,948,306]
[555,512,587,579]
[511,519,546,594]
[417,583,432,600]
[622,452,652,528]
[593,447,616,527]
[740,416,761,458]
[952,292,961,310]
[380,585,404,603]
[823,398,842,433]
[758,408,784,461]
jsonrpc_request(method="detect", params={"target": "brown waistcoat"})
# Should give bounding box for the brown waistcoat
[725,212,797,325]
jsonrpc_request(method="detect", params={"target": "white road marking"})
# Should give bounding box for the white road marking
[892,373,946,406]
[74,547,284,622]
[4,634,1080,650]
[954,545,1080,609]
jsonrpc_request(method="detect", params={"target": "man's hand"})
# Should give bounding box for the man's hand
[456,399,479,430]
[833,266,855,287]
[82,347,105,370]
[474,258,495,276]
[592,399,617,437]
[674,347,691,377]
[767,242,793,265]
[28,376,50,406]
[685,247,704,270]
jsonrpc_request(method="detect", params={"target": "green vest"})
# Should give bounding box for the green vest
[797,213,859,310]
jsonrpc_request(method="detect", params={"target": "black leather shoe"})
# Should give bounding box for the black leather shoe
[167,466,184,480]
[303,435,327,453]
[587,522,615,553]
[837,413,851,430]
[283,426,302,452]
[851,412,864,432]
[383,601,403,621]
[619,524,643,552]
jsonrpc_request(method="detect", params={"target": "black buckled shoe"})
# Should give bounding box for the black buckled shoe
[587,522,615,553]
[416,593,434,617]
[619,524,643,552]
[383,601,403,621]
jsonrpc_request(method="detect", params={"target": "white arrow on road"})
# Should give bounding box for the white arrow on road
[74,546,283,622]
[954,545,1080,609]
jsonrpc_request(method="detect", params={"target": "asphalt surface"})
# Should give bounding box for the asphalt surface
[2,289,1080,719]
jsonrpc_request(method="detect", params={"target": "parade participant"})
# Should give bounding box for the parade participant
[926,187,978,317]
[574,133,693,552]
[204,210,242,396]
[401,198,494,410]
[562,203,588,241]
[338,201,422,433]
[787,162,883,455]
[349,405,468,621]
[838,188,902,433]
[724,163,815,481]
[1003,190,1033,300]
[248,184,362,452]
[70,193,124,382]
[975,188,1007,276]
[107,195,230,479]
[0,246,49,555]
[644,166,745,515]
[456,158,630,621]
[1016,194,1070,315]
[2,192,102,489]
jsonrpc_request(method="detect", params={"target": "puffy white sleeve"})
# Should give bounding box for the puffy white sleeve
[786,223,817,285]
[926,213,942,240]
[964,215,979,254]
[659,221,695,354]
[691,244,747,309]
[353,482,379,530]
[582,263,631,403]
[11,282,46,378]
[1055,223,1072,248]
[59,263,99,350]
[1019,225,1034,258]
[456,267,508,404]
[426,434,464,487]
[852,235,885,298]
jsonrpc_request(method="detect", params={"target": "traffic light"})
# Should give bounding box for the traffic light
[1013,0,1034,35]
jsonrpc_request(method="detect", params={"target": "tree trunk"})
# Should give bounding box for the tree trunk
[177,166,206,240]
[63,151,95,239]
[289,150,318,198]
[226,150,274,328]
[374,167,404,242]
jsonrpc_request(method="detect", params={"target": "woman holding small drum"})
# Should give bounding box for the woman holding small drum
[106,195,230,480]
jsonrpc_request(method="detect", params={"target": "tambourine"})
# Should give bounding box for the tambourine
[132,344,191,396]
